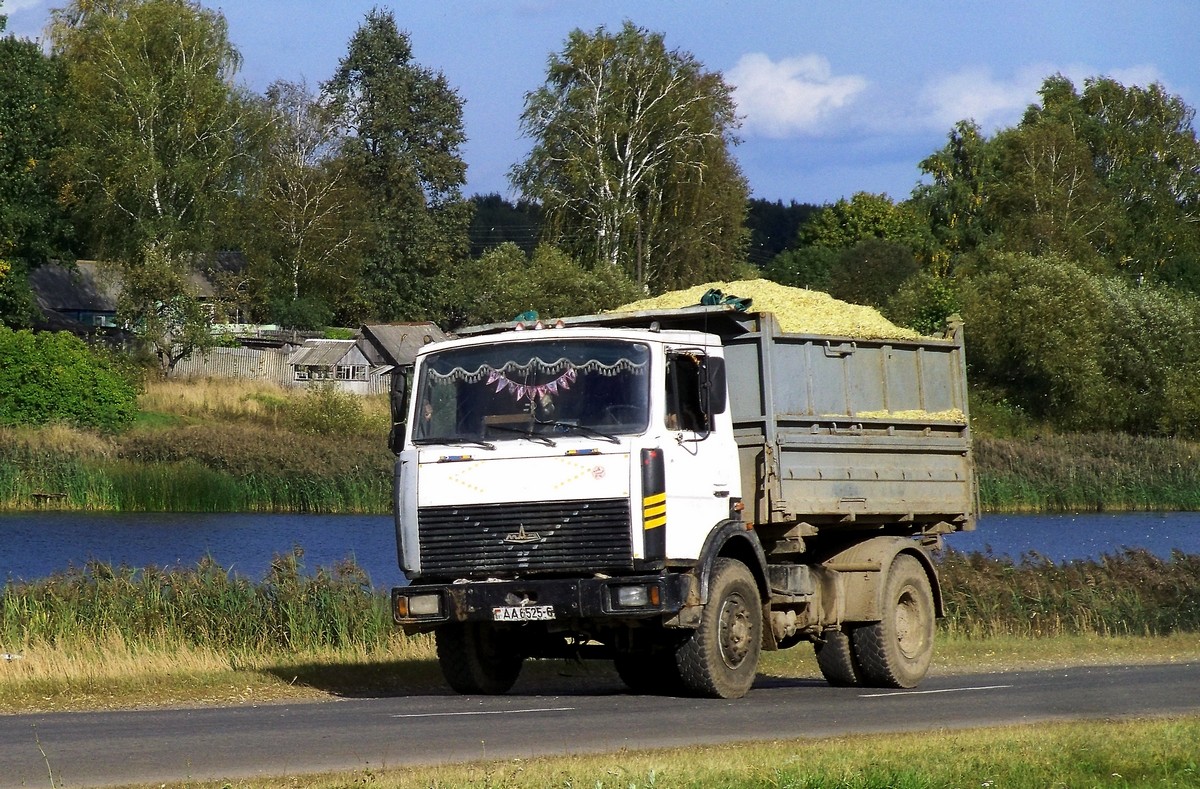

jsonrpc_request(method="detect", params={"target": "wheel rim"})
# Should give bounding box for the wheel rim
[718,592,753,669]
[894,586,927,660]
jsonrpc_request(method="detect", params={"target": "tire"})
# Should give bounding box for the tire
[435,623,524,695]
[851,554,935,688]
[614,651,683,695]
[814,628,863,687]
[675,558,762,699]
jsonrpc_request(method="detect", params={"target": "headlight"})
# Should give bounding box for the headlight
[615,585,653,608]
[395,592,441,618]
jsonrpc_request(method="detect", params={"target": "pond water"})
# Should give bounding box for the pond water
[1,510,1198,588]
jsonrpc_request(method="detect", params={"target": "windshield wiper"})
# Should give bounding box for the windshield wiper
[541,421,620,444]
[412,437,496,450]
[485,424,557,447]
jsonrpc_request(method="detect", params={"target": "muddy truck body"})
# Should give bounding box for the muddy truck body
[389,306,975,698]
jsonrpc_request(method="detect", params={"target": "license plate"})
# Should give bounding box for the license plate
[492,605,555,622]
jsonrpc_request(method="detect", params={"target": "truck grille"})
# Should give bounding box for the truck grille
[417,498,633,577]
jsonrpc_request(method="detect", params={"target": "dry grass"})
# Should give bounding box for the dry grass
[0,423,115,457]
[0,632,439,714]
[139,378,391,429]
[139,378,291,422]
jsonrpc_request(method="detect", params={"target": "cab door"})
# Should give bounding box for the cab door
[659,347,740,559]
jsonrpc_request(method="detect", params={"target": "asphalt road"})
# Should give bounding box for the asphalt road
[2,662,1197,788]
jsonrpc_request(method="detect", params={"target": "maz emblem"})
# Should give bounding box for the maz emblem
[503,524,544,545]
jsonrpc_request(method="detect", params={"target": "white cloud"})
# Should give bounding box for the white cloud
[3,0,50,13]
[728,52,868,138]
[916,63,1171,134]
[918,65,1049,132]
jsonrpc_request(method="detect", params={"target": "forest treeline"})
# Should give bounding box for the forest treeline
[2,2,1200,441]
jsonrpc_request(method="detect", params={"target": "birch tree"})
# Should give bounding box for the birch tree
[513,22,748,293]
[245,80,363,320]
[49,0,257,369]
[50,0,253,256]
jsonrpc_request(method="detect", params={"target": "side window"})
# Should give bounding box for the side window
[665,351,707,432]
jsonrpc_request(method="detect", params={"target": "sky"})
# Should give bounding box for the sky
[4,1,1198,206]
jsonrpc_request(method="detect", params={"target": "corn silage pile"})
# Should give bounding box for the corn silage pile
[613,279,923,341]
[613,280,965,422]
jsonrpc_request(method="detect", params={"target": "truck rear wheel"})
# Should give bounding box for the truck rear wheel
[436,623,524,694]
[814,628,863,686]
[851,555,935,688]
[676,558,762,699]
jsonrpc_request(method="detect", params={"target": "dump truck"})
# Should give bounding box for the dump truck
[389,304,975,698]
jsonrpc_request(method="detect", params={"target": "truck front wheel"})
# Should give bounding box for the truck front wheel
[850,555,935,688]
[436,623,524,694]
[676,558,762,699]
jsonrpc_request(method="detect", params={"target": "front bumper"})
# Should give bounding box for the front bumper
[392,572,697,633]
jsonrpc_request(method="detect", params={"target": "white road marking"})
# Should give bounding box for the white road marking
[859,684,1013,698]
[391,706,576,719]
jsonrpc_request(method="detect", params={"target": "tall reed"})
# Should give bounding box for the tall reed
[937,547,1200,638]
[975,432,1200,512]
[3,550,1197,657]
[0,420,393,512]
[0,549,393,654]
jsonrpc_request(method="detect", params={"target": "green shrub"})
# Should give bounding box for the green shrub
[0,327,138,430]
[286,384,379,436]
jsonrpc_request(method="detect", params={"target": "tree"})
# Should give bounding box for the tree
[1032,76,1200,285]
[790,193,931,306]
[513,22,748,292]
[798,192,930,253]
[916,76,1200,287]
[745,198,820,267]
[112,241,215,374]
[0,32,73,327]
[446,242,640,328]
[914,120,996,267]
[50,0,253,257]
[49,0,256,368]
[763,246,837,291]
[827,238,920,309]
[959,253,1112,428]
[323,9,472,324]
[241,79,364,323]
[469,194,542,257]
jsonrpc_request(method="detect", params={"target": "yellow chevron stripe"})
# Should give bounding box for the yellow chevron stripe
[644,515,667,530]
[643,502,667,518]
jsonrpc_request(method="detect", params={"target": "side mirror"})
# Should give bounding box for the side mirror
[702,357,727,415]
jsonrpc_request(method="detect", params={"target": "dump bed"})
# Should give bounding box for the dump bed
[548,305,976,535]
[721,310,974,534]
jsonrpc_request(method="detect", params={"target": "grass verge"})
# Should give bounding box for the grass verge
[82,716,1200,788]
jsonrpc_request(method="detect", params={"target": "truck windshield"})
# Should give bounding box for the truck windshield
[412,338,651,444]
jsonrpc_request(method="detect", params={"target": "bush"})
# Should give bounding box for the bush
[961,253,1200,438]
[286,384,385,436]
[0,328,138,430]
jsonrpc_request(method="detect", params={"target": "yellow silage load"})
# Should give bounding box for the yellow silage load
[613,279,922,341]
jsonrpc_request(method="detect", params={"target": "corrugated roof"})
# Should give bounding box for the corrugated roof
[288,339,358,367]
